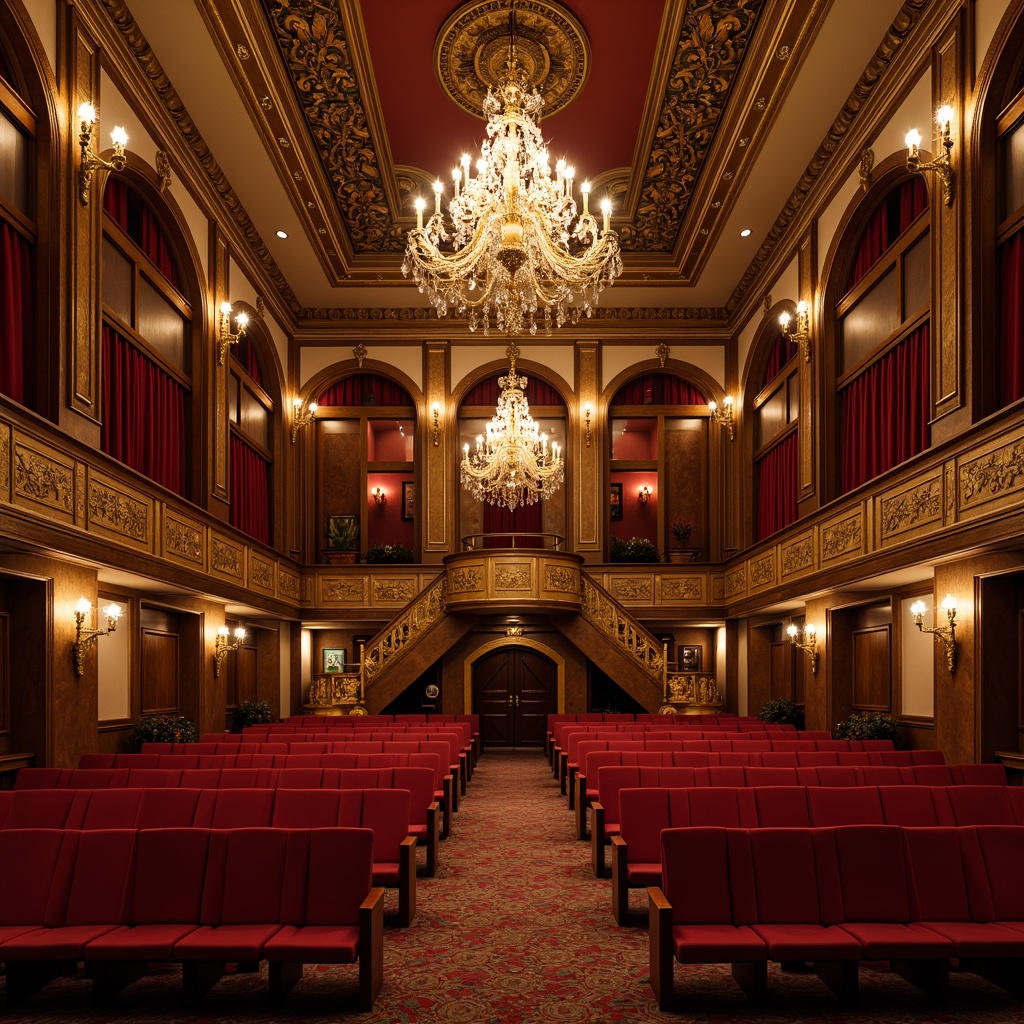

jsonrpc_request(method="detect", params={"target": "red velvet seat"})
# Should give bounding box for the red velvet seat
[0,829,69,948]
[193,788,275,828]
[806,786,884,827]
[878,785,953,826]
[752,786,811,827]
[945,786,1015,825]
[2,789,79,829]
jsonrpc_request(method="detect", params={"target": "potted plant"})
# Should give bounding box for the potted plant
[758,697,801,727]
[325,516,359,564]
[131,713,198,752]
[610,536,661,562]
[667,518,696,562]
[365,543,415,564]
[232,699,273,729]
[834,711,902,745]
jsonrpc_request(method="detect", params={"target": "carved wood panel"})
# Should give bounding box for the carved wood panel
[141,629,179,715]
[852,624,891,711]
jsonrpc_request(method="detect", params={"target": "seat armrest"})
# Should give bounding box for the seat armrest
[611,835,629,925]
[398,836,417,928]
[359,887,385,1011]
[648,886,674,1011]
[425,801,441,877]
[591,800,607,877]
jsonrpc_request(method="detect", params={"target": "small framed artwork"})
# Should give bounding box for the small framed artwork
[322,648,346,673]
[402,481,415,520]
[609,482,623,520]
[680,645,702,672]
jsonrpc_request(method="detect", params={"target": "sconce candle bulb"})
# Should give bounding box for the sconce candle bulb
[290,397,317,443]
[77,102,128,206]
[787,621,819,675]
[708,395,735,441]
[906,105,955,206]
[911,593,958,671]
[73,598,123,677]
[213,625,247,678]
[432,401,441,447]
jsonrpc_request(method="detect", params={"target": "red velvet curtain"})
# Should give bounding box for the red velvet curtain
[839,323,930,493]
[762,329,791,388]
[0,221,31,404]
[1000,229,1024,407]
[611,373,706,405]
[236,336,263,387]
[103,181,180,289]
[229,435,270,546]
[317,373,412,407]
[483,498,543,548]
[757,432,798,540]
[848,178,928,290]
[102,325,186,496]
[462,374,564,406]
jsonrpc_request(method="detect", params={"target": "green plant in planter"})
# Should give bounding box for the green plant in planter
[131,714,198,752]
[610,536,660,562]
[834,711,902,745]
[670,518,695,546]
[365,543,414,564]
[233,699,273,728]
[758,697,800,726]
[326,516,359,551]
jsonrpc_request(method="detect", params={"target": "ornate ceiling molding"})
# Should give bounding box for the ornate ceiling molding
[297,305,731,324]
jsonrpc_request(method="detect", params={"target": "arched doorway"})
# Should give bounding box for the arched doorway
[472,647,558,748]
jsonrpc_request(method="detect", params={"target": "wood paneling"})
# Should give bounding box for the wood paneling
[852,624,891,711]
[141,630,178,714]
[769,640,793,700]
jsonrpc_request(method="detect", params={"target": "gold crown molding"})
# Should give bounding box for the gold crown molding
[98,0,302,316]
[434,0,590,120]
[296,305,731,324]
[723,0,931,317]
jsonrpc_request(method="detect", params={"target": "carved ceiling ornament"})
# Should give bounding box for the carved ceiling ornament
[435,1,590,121]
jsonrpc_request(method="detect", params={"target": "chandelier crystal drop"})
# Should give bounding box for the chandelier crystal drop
[403,8,622,337]
[461,344,564,509]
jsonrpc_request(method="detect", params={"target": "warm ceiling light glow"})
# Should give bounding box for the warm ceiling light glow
[276,229,288,239]
[740,228,752,237]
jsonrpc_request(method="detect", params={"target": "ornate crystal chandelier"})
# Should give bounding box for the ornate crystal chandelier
[461,344,564,509]
[403,6,622,337]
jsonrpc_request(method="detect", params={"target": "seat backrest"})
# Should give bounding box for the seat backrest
[0,829,68,924]
[967,825,1024,921]
[686,786,757,827]
[272,788,342,828]
[126,768,177,788]
[878,785,950,826]
[275,767,325,789]
[953,763,1008,785]
[131,828,210,924]
[806,786,883,826]
[134,787,202,827]
[197,788,275,828]
[752,786,810,827]
[902,826,972,923]
[656,766,697,789]
[360,788,412,862]
[595,766,641,818]
[661,827,745,924]
[945,785,1015,825]
[618,788,671,863]
[909,764,956,786]
[58,829,136,926]
[858,765,903,786]
[744,766,799,787]
[747,828,823,924]
[66,768,130,789]
[304,828,374,926]
[4,789,78,828]
[831,824,911,923]
[391,767,436,825]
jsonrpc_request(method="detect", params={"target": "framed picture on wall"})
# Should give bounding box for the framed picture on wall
[402,481,415,520]
[322,648,346,673]
[680,645,702,672]
[609,482,623,519]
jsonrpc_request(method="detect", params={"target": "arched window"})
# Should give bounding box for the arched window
[316,373,415,558]
[101,180,190,497]
[835,177,930,494]
[228,331,273,546]
[0,38,35,407]
[608,370,708,559]
[753,325,798,540]
[997,62,1024,405]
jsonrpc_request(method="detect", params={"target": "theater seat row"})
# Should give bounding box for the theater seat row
[650,824,1024,1008]
[0,826,382,1010]
[610,784,1024,923]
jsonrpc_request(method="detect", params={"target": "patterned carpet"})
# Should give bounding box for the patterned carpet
[4,749,1023,1022]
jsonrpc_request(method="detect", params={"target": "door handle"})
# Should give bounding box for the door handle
[515,695,519,707]
[508,695,513,706]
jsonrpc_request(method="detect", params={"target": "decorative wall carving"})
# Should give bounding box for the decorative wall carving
[544,565,578,592]
[960,441,1024,506]
[0,426,9,492]
[14,444,73,513]
[165,517,203,564]
[662,577,702,601]
[725,567,746,598]
[821,516,861,561]
[373,578,416,603]
[211,538,244,580]
[88,482,148,541]
[323,577,367,603]
[250,557,275,591]
[279,571,300,600]
[363,575,447,678]
[880,480,941,538]
[749,554,775,588]
[449,567,482,592]
[782,535,815,575]
[495,565,531,590]
[611,578,653,602]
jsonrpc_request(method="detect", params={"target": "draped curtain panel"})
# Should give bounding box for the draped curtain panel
[317,373,412,407]
[847,178,927,290]
[483,498,543,548]
[611,373,706,405]
[229,435,271,546]
[101,325,186,496]
[762,329,791,389]
[236,337,263,387]
[1000,228,1024,407]
[756,432,798,540]
[0,221,31,404]
[462,374,565,407]
[839,323,930,494]
[103,181,180,288]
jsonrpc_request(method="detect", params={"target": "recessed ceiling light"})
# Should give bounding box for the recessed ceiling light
[740,228,752,237]
[276,230,288,239]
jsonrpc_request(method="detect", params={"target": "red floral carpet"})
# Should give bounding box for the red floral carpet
[4,750,1022,1022]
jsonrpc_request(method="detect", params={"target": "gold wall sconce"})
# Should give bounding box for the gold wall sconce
[584,402,592,448]
[787,622,819,675]
[638,485,651,504]
[910,593,958,672]
[708,396,735,441]
[76,103,127,206]
[779,300,811,363]
[906,105,955,206]
[218,303,249,365]
[73,597,123,677]
[290,398,317,443]
[373,487,387,506]
[213,626,247,678]
[432,401,441,447]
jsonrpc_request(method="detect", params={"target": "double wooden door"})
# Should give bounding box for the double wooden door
[473,647,557,748]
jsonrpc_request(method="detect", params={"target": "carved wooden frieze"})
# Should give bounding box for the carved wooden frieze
[373,577,416,604]
[821,514,862,563]
[661,576,703,601]
[610,577,653,602]
[725,567,746,599]
[211,536,245,581]
[959,439,1024,511]
[322,576,368,603]
[544,565,578,593]
[879,476,942,542]
[449,567,483,592]
[279,570,300,601]
[712,575,726,601]
[86,477,150,546]
[749,553,776,589]
[494,565,532,590]
[163,514,204,566]
[249,555,276,593]
[781,533,815,576]
[0,422,10,495]
[13,440,74,517]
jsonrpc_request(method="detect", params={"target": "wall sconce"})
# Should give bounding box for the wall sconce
[290,397,317,443]
[638,485,651,504]
[213,625,247,678]
[787,622,819,675]
[373,487,387,506]
[910,593,957,672]
[779,300,811,363]
[73,597,123,677]
[76,103,127,206]
[218,303,249,365]
[584,402,592,448]
[906,104,955,207]
[708,396,735,441]
[432,401,441,447]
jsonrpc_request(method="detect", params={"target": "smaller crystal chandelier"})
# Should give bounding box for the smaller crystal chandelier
[403,3,621,337]
[462,344,563,509]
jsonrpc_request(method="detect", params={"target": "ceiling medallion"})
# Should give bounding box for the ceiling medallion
[435,1,590,121]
